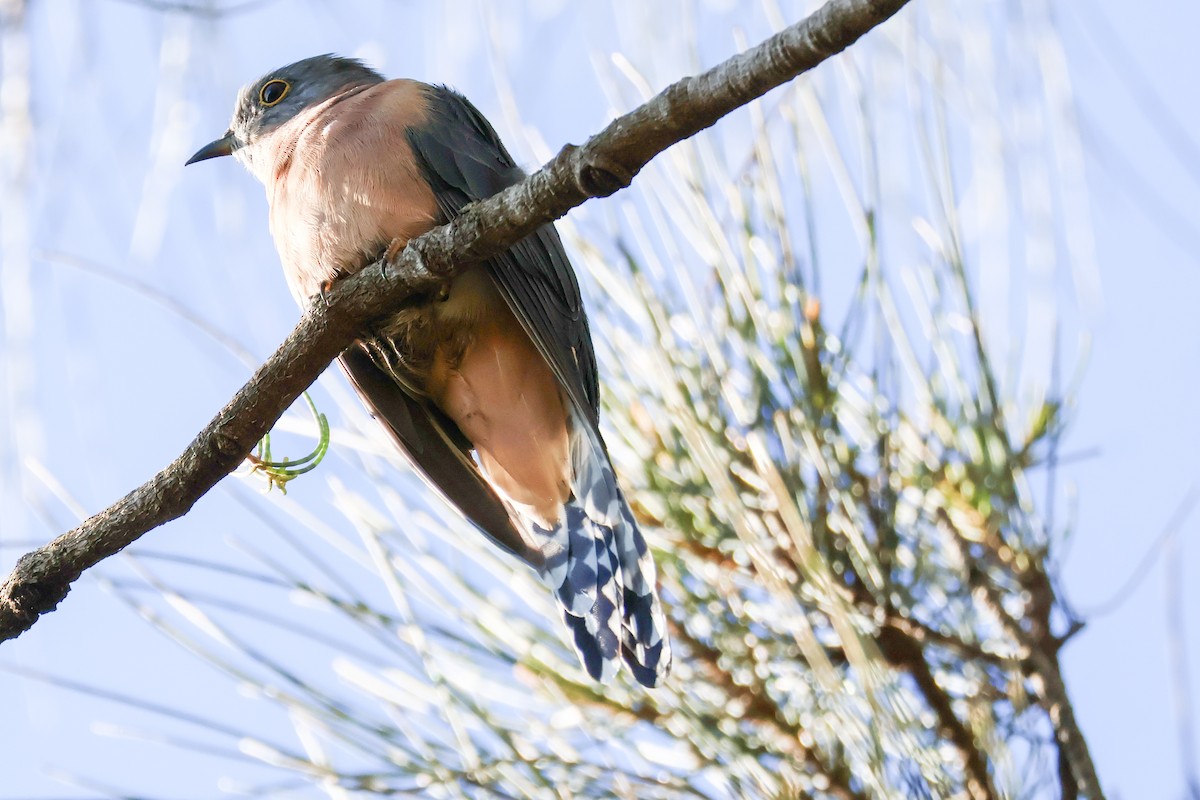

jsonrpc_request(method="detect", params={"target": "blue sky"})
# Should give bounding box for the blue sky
[1053,1,1200,793]
[2,0,1197,797]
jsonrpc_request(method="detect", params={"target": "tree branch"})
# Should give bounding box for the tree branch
[878,624,998,800]
[936,508,1106,799]
[0,0,911,642]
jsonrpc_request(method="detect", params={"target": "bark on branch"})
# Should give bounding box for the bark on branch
[0,0,911,639]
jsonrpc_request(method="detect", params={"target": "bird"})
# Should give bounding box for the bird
[186,54,670,687]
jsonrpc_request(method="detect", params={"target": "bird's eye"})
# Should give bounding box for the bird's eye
[259,79,290,107]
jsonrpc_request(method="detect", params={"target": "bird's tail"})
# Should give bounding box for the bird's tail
[522,410,671,687]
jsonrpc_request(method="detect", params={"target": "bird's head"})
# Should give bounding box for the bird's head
[186,54,385,169]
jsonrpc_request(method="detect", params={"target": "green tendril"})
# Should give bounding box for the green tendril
[245,392,330,494]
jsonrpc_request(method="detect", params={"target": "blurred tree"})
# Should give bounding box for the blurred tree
[2,1,1107,798]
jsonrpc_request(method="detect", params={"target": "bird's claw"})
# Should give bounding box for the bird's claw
[310,280,335,310]
[380,237,410,281]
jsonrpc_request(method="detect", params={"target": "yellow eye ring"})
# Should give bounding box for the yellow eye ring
[259,79,290,107]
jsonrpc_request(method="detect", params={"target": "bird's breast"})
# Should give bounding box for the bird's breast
[260,79,440,303]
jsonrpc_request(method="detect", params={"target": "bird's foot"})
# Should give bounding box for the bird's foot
[310,280,335,310]
[380,237,410,280]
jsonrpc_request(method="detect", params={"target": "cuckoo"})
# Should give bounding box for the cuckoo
[187,54,670,687]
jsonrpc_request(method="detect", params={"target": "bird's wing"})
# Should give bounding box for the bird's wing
[406,85,601,427]
[338,346,543,567]
[405,87,673,687]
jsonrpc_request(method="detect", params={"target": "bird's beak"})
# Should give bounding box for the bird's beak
[185,131,238,165]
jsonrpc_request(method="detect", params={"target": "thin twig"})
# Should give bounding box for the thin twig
[1166,529,1200,797]
[1082,484,1200,618]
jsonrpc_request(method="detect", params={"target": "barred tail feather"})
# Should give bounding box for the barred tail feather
[564,509,622,683]
[569,410,674,685]
[518,410,671,686]
[526,500,620,683]
[614,493,671,686]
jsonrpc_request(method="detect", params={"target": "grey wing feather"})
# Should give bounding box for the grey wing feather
[406,85,601,426]
[339,346,543,567]
[405,87,673,687]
